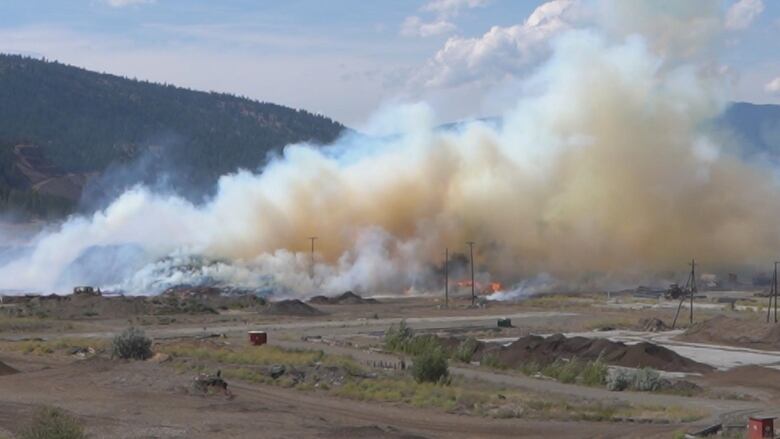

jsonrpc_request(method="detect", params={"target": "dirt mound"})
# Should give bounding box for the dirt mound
[486,334,712,373]
[0,361,19,376]
[319,425,428,439]
[266,299,325,316]
[679,315,780,350]
[637,317,669,332]
[309,291,379,305]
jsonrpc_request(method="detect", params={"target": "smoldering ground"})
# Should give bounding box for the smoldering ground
[1,1,779,298]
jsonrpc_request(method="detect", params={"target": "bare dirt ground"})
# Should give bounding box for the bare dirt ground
[0,355,673,439]
[1,291,779,438]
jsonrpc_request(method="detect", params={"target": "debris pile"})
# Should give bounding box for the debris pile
[679,315,780,349]
[308,291,379,305]
[0,361,18,376]
[637,317,669,332]
[192,370,232,397]
[479,334,712,373]
[265,299,325,316]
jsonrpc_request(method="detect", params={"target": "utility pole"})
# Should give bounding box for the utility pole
[444,247,449,309]
[467,241,475,307]
[768,262,778,324]
[672,258,697,329]
[689,258,697,325]
[308,236,317,279]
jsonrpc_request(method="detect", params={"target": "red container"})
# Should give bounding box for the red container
[248,331,267,346]
[748,417,775,439]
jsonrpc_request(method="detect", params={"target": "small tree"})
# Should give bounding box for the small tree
[454,337,479,363]
[20,406,86,439]
[384,320,414,352]
[412,347,449,384]
[112,327,152,360]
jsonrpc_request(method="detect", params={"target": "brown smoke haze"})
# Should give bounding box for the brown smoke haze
[2,1,778,296]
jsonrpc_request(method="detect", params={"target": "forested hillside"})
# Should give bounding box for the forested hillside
[0,54,345,218]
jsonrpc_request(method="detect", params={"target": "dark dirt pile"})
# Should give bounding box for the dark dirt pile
[480,334,712,373]
[637,317,669,332]
[679,315,780,350]
[266,299,325,316]
[0,361,19,376]
[308,291,379,305]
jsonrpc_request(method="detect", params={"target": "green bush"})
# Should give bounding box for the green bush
[632,367,662,391]
[384,320,414,352]
[412,348,449,384]
[481,353,504,369]
[111,327,152,360]
[454,337,479,363]
[606,368,631,391]
[606,367,661,391]
[20,406,86,439]
[580,357,608,387]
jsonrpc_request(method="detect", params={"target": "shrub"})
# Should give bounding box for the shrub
[606,367,662,391]
[632,367,662,391]
[606,368,631,391]
[454,337,479,363]
[20,406,86,439]
[580,358,608,386]
[481,353,504,369]
[111,327,152,360]
[403,335,441,356]
[384,320,414,352]
[412,348,449,384]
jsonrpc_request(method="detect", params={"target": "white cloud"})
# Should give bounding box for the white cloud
[766,77,780,94]
[400,16,456,37]
[413,0,575,87]
[422,0,489,18]
[725,0,764,30]
[104,0,155,7]
[400,0,488,38]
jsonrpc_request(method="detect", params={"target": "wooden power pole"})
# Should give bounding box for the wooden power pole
[308,236,317,279]
[444,248,449,309]
[466,241,475,306]
[672,258,697,329]
[689,258,697,325]
[768,262,778,324]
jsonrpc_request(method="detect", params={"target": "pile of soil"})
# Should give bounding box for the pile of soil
[308,291,379,305]
[679,315,780,350]
[637,317,669,332]
[265,299,325,316]
[482,334,712,373]
[0,361,19,376]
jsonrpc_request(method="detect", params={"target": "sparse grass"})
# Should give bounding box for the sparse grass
[0,316,55,333]
[585,318,634,331]
[1,337,106,355]
[162,343,326,367]
[164,341,704,424]
[20,406,86,439]
[453,337,479,363]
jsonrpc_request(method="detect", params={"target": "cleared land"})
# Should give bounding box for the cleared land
[1,290,779,438]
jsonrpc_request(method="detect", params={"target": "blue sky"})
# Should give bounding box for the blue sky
[0,0,778,125]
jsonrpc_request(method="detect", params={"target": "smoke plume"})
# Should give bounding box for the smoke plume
[2,1,778,297]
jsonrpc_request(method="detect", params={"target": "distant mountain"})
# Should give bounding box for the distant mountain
[0,54,345,219]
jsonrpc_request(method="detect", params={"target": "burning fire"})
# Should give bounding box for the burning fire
[455,280,503,294]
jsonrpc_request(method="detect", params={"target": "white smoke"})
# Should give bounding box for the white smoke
[2,1,778,298]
